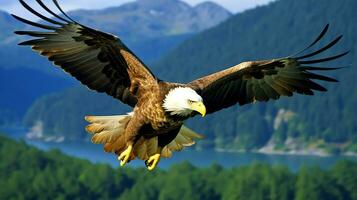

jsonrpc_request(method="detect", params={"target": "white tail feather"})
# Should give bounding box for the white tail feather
[85,114,204,160]
[85,114,131,144]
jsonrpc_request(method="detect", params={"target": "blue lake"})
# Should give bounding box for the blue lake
[2,127,357,172]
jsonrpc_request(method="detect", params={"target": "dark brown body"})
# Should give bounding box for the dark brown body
[129,82,185,145]
[103,81,189,155]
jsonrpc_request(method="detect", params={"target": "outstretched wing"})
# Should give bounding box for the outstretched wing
[187,24,349,114]
[13,0,157,107]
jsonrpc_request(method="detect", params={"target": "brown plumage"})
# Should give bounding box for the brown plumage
[14,0,348,170]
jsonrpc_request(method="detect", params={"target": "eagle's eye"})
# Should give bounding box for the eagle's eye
[188,100,196,104]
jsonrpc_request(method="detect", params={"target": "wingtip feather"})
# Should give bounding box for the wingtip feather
[52,0,77,23]
[299,51,350,65]
[35,0,71,23]
[291,24,331,58]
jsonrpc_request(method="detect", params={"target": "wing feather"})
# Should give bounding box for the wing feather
[13,0,157,107]
[187,25,347,114]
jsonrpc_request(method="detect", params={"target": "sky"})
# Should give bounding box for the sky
[1,0,275,19]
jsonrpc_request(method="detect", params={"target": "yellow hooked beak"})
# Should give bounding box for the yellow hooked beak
[190,101,206,117]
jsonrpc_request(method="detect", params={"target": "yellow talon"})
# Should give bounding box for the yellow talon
[118,145,133,167]
[145,153,161,171]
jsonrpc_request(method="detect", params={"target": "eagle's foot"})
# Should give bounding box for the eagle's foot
[118,145,133,167]
[145,153,161,171]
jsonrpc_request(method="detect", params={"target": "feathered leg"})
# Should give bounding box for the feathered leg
[117,113,144,167]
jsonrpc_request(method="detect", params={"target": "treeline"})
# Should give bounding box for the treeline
[24,0,357,152]
[0,135,356,200]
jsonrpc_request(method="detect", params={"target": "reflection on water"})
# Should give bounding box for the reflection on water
[2,127,357,171]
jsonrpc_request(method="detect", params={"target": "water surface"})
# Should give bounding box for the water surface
[2,127,356,172]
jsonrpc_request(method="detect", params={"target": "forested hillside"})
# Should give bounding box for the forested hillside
[25,0,357,153]
[25,87,130,141]
[0,135,356,200]
[0,68,73,125]
[152,0,357,152]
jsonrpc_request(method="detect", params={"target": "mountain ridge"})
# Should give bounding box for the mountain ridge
[67,0,231,40]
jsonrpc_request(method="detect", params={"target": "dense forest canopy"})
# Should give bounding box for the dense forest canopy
[0,135,356,200]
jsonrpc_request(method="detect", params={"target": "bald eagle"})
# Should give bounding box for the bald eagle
[14,0,348,170]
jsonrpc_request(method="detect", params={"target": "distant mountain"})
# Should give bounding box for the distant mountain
[69,0,231,40]
[24,0,357,154]
[65,0,231,63]
[0,10,23,44]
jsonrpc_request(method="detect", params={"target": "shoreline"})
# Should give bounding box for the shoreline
[214,147,357,157]
[23,136,357,158]
[3,125,356,158]
[25,136,357,157]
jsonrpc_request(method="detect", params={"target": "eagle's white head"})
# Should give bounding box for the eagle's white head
[163,87,206,117]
